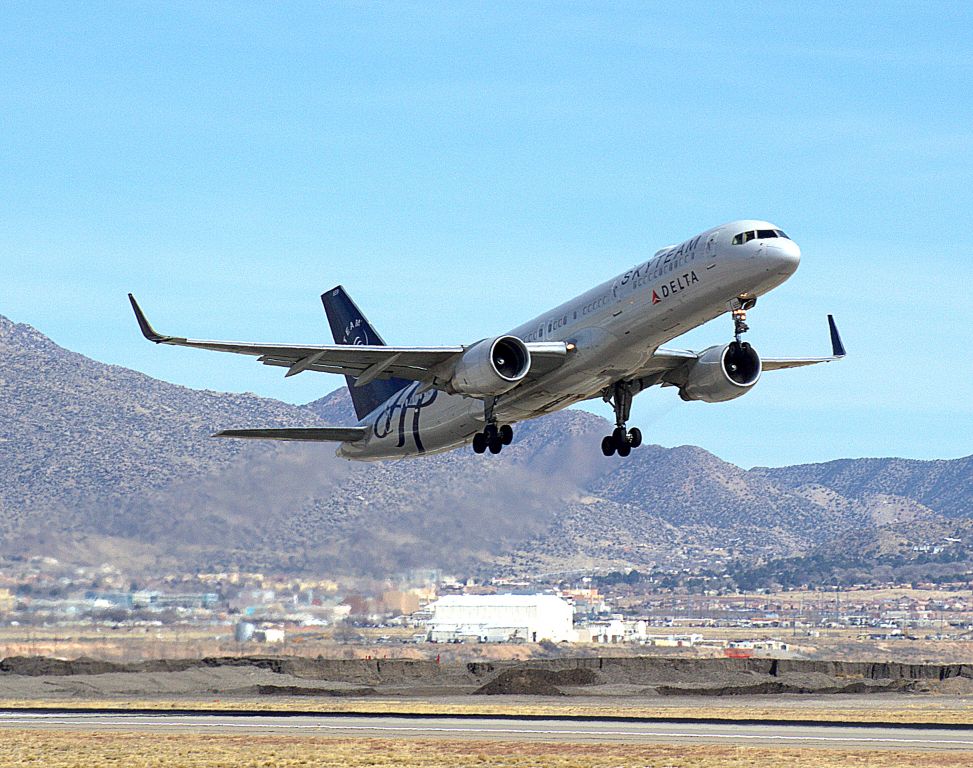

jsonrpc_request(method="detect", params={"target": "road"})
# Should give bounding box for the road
[3,711,973,751]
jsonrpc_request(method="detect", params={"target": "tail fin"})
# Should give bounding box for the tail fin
[322,286,411,420]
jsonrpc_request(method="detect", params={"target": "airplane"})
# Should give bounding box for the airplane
[129,219,845,461]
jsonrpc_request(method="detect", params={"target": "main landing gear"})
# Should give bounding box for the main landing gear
[472,423,513,454]
[472,396,513,455]
[601,381,643,457]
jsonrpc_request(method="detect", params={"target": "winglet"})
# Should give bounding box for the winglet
[827,314,846,358]
[128,294,167,343]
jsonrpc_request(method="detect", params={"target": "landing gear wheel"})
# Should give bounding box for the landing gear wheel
[488,435,503,454]
[601,380,643,457]
[472,432,487,454]
[612,426,628,449]
[499,424,513,445]
[484,423,498,441]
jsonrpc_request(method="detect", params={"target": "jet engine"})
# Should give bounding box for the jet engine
[679,341,761,403]
[449,335,531,396]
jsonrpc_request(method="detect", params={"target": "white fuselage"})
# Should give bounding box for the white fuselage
[338,220,801,460]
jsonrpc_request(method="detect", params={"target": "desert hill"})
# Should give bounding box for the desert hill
[1,313,970,581]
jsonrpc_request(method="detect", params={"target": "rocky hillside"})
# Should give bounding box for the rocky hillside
[751,457,973,519]
[0,313,970,579]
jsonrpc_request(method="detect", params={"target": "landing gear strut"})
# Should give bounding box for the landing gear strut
[600,381,642,457]
[730,295,757,343]
[472,397,514,455]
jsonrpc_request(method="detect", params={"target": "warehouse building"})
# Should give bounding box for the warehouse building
[424,594,573,643]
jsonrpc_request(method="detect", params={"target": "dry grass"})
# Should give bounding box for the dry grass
[3,697,973,725]
[1,731,971,768]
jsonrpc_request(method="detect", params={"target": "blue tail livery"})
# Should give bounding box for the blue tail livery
[321,285,411,420]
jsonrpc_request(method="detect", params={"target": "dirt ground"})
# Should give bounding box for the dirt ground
[2,654,973,724]
[2,731,972,768]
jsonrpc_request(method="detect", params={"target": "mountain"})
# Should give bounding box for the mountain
[751,457,973,519]
[1,313,970,580]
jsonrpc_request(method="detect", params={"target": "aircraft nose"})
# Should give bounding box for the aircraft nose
[765,238,801,275]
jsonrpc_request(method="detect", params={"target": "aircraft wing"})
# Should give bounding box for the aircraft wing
[759,315,847,370]
[635,315,846,383]
[129,295,568,388]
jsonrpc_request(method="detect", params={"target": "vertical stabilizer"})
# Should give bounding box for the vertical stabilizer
[321,286,411,419]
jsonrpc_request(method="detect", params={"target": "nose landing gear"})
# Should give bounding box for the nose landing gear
[730,295,757,343]
[600,381,643,457]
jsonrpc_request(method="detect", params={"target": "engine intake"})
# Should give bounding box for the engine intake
[450,335,531,396]
[679,341,761,403]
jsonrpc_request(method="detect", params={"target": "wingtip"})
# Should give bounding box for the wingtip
[128,293,166,343]
[827,314,847,358]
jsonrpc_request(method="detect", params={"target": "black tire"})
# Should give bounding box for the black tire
[617,441,632,457]
[612,426,628,449]
[472,433,487,454]
[499,424,513,445]
[484,423,498,440]
[628,427,642,448]
[488,436,503,454]
[601,436,616,456]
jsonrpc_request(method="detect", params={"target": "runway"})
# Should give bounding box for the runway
[3,711,973,751]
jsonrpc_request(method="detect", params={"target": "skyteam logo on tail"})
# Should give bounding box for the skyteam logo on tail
[342,318,369,345]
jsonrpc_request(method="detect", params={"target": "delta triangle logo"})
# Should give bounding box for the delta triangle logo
[651,290,661,305]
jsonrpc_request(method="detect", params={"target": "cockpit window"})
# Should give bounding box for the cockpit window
[733,228,790,244]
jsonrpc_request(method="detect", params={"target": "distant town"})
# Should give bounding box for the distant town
[2,554,972,663]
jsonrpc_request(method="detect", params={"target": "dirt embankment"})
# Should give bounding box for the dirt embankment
[474,668,599,696]
[2,655,971,698]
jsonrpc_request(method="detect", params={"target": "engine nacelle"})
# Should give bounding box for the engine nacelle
[449,335,531,396]
[679,341,761,403]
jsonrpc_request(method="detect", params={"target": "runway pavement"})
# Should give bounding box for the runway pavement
[3,710,973,751]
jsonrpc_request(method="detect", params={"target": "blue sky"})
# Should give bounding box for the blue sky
[2,2,971,467]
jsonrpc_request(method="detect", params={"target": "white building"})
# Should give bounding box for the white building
[424,594,573,643]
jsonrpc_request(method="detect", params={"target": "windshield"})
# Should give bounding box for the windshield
[732,229,790,245]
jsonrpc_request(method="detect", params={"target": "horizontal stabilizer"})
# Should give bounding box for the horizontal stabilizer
[214,427,368,442]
